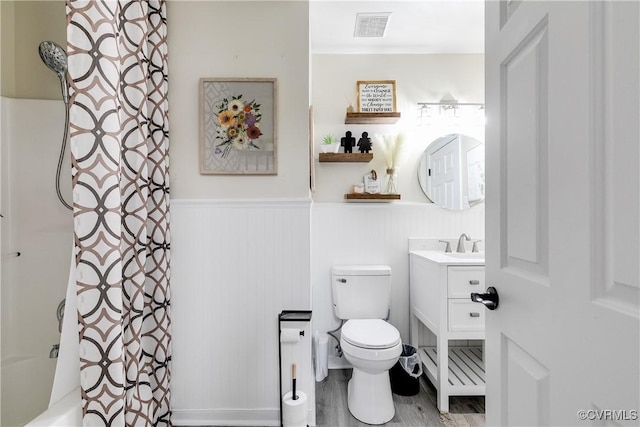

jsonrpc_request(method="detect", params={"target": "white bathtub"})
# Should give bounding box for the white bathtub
[25,387,82,427]
[22,244,82,427]
[0,356,57,426]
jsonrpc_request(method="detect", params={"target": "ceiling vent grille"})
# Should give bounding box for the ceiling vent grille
[354,12,392,38]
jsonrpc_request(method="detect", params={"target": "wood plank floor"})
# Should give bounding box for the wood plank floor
[315,369,484,427]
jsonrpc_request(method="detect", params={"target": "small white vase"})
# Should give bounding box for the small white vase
[320,143,340,153]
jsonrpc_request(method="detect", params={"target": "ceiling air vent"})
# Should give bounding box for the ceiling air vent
[354,12,392,38]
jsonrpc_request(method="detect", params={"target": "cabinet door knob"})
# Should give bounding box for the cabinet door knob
[336,278,347,283]
[469,312,480,318]
[469,280,480,285]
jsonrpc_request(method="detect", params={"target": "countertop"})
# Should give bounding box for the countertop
[409,250,485,265]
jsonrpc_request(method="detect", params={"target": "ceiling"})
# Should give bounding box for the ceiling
[310,0,485,54]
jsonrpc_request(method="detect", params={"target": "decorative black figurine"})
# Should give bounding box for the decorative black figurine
[341,131,356,153]
[357,132,372,153]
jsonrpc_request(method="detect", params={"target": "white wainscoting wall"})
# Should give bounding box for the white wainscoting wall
[170,198,484,425]
[311,202,485,368]
[170,199,313,426]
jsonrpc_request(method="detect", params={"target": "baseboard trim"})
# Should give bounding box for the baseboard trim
[172,408,280,426]
[329,355,352,369]
[172,408,315,426]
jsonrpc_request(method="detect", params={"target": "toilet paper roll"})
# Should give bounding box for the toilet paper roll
[282,390,307,427]
[280,328,302,343]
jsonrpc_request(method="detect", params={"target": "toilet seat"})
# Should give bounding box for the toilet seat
[342,319,401,349]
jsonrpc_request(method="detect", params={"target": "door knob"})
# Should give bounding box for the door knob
[470,286,499,310]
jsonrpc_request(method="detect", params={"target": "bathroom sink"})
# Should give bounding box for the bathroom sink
[445,252,485,261]
[409,251,485,265]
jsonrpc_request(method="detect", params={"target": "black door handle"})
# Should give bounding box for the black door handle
[470,286,499,310]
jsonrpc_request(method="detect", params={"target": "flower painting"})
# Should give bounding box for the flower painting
[215,95,262,157]
[200,78,277,175]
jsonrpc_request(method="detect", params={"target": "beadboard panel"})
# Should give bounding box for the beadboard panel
[170,199,313,426]
[311,202,485,366]
[170,199,484,424]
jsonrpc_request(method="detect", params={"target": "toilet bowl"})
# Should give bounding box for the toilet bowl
[330,265,401,424]
[340,319,402,425]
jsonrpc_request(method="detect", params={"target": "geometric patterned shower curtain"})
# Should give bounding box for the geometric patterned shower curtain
[66,1,171,425]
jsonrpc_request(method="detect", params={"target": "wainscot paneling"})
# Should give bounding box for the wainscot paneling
[170,199,484,424]
[170,199,313,426]
[310,202,485,368]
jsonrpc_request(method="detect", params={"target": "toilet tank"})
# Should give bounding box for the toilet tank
[331,265,391,319]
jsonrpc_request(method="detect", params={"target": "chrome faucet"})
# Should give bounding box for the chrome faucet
[438,240,452,253]
[456,233,471,253]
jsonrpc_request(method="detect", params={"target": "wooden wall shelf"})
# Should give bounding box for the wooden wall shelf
[319,153,373,162]
[344,193,401,201]
[345,112,401,124]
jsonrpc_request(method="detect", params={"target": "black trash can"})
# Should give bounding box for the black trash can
[390,344,422,396]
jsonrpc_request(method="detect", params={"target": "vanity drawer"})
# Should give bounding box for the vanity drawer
[447,266,485,298]
[448,300,485,332]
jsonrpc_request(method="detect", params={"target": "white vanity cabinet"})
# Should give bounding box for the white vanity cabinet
[409,251,486,412]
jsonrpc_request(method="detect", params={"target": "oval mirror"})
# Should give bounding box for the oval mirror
[417,134,485,210]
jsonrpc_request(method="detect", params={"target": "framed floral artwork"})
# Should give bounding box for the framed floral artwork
[199,78,277,174]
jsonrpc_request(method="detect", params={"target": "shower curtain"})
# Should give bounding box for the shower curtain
[66,1,171,425]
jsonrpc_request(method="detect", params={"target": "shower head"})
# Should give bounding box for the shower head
[39,41,67,77]
[38,41,69,104]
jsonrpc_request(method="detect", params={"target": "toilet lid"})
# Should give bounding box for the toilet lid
[342,319,401,349]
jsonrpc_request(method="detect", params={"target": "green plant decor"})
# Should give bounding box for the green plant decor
[322,135,336,145]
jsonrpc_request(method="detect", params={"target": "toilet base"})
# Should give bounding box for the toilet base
[347,368,395,425]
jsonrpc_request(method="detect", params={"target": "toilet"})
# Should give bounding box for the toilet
[331,265,402,425]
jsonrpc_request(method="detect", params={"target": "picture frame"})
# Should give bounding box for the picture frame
[309,105,316,192]
[356,80,397,113]
[199,78,277,175]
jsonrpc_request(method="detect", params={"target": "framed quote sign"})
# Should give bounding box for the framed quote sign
[357,80,397,113]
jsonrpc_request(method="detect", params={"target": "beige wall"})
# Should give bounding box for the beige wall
[2,1,312,199]
[0,1,16,97]
[311,53,484,203]
[1,1,66,100]
[168,1,311,199]
[1,2,484,203]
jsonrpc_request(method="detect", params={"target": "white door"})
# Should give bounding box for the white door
[485,1,639,426]
[428,135,462,210]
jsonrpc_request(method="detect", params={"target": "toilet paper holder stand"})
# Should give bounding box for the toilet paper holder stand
[278,310,312,427]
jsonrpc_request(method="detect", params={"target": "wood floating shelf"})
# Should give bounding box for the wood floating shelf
[344,193,401,201]
[319,153,373,163]
[345,112,401,125]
